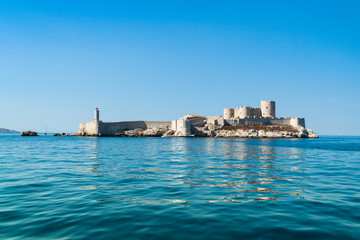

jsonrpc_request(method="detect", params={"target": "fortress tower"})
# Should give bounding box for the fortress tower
[224,108,234,120]
[260,100,275,118]
[94,108,99,122]
[237,106,251,118]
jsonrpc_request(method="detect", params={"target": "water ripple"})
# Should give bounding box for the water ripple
[0,135,359,239]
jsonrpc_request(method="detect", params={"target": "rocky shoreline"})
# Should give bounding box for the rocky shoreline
[74,124,318,138]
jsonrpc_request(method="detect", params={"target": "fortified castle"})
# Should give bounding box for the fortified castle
[221,100,305,129]
[78,100,315,138]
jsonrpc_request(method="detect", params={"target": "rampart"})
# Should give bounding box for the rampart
[78,121,99,135]
[78,120,171,136]
[225,117,305,128]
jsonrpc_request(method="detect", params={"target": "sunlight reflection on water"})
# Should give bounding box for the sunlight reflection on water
[84,138,306,204]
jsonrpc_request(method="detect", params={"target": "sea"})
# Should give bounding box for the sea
[0,134,359,239]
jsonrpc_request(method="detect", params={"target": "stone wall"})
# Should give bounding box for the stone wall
[290,117,306,128]
[250,107,261,117]
[172,119,191,135]
[79,120,171,136]
[99,121,171,135]
[225,117,305,128]
[78,121,99,135]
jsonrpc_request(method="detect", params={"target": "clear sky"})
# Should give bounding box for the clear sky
[1,1,359,135]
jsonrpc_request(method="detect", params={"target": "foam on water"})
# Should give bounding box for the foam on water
[0,134,359,239]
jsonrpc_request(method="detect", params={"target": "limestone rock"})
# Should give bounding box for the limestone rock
[307,129,318,138]
[21,131,38,136]
[124,128,144,137]
[163,130,175,137]
[174,131,193,137]
[142,128,165,137]
[202,125,319,139]
[66,133,78,136]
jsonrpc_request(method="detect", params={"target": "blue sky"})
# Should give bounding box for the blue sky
[1,1,359,135]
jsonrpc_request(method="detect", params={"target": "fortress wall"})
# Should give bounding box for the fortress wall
[290,118,306,128]
[224,108,234,119]
[268,118,291,125]
[250,107,261,117]
[186,117,206,127]
[173,119,191,135]
[78,121,98,135]
[144,121,172,129]
[206,116,217,125]
[98,121,171,135]
[206,116,224,126]
[224,117,305,128]
[225,117,292,126]
[99,121,146,135]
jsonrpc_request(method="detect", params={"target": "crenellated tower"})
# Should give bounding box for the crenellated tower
[260,100,275,118]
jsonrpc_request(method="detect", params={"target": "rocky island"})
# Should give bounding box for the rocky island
[76,100,318,138]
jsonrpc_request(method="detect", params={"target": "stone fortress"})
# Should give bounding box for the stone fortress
[222,100,305,129]
[78,100,317,138]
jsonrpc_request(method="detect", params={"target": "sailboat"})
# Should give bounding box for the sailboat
[44,126,47,135]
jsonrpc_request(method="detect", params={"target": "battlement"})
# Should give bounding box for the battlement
[224,99,276,119]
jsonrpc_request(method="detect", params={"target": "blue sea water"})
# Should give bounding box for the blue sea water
[0,134,359,240]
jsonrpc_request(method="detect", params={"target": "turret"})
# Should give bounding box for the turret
[260,100,275,118]
[238,106,251,118]
[224,108,234,119]
[94,108,99,122]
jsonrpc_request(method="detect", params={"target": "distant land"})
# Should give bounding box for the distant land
[0,128,19,133]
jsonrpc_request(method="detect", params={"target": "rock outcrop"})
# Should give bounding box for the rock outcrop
[211,127,318,138]
[167,124,318,138]
[114,128,168,137]
[72,125,318,138]
[21,131,38,136]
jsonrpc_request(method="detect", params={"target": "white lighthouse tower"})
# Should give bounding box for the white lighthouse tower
[94,108,99,122]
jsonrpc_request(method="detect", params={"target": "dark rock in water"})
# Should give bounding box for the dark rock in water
[21,131,38,136]
[66,133,78,136]
[53,133,70,136]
